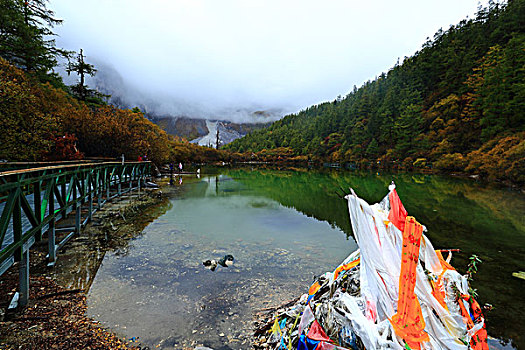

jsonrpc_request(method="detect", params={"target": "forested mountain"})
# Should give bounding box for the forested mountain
[226,0,524,184]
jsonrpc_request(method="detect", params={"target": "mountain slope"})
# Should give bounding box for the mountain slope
[149,115,270,146]
[226,0,525,184]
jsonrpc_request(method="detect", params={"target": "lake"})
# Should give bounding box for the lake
[76,168,524,349]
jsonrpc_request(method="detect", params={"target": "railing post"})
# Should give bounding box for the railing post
[85,171,92,222]
[81,171,86,205]
[75,204,81,234]
[106,170,110,201]
[138,166,142,195]
[117,167,122,196]
[61,179,67,219]
[13,194,22,262]
[129,167,133,192]
[96,171,101,210]
[48,181,56,266]
[34,181,42,241]
[74,179,81,234]
[19,250,29,307]
[88,184,93,222]
[13,191,29,307]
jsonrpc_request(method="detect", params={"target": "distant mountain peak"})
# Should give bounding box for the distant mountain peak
[147,115,270,146]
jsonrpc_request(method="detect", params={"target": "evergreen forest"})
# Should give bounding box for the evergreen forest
[226,0,525,185]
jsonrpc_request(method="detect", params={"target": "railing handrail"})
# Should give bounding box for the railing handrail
[0,161,150,178]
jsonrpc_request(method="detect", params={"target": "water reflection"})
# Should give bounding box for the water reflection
[54,169,523,349]
[220,168,524,349]
[86,174,356,349]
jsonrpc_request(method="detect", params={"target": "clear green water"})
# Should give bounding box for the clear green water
[86,168,524,349]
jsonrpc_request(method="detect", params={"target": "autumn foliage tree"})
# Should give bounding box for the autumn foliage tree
[0,57,227,164]
[0,0,228,165]
[0,57,63,160]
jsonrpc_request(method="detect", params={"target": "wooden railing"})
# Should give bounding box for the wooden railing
[0,161,152,307]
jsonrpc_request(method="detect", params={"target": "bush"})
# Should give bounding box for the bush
[434,153,467,172]
[413,158,428,168]
[466,132,525,184]
[402,157,414,170]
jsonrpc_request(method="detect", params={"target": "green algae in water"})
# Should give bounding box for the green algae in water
[85,170,523,349]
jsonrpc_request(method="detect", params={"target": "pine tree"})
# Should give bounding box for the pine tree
[366,138,379,158]
[0,0,25,64]
[0,0,68,78]
[66,49,97,101]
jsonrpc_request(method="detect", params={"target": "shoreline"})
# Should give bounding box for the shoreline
[215,162,524,191]
[0,187,168,349]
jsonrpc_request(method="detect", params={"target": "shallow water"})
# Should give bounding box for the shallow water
[81,168,524,349]
[87,174,356,349]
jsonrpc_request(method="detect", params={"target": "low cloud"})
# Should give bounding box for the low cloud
[51,0,489,123]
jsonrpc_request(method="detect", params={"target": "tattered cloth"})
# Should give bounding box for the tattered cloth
[259,185,488,350]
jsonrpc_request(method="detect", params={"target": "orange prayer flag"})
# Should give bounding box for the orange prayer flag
[391,217,429,349]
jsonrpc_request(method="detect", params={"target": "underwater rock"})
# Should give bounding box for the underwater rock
[203,255,235,271]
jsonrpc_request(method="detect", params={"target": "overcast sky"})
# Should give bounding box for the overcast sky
[50,0,490,122]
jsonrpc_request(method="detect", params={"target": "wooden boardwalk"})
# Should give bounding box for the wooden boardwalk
[0,161,152,307]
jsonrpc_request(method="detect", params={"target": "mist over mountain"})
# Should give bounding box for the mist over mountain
[89,60,285,124]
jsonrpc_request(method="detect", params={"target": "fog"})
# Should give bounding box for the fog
[51,0,489,123]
